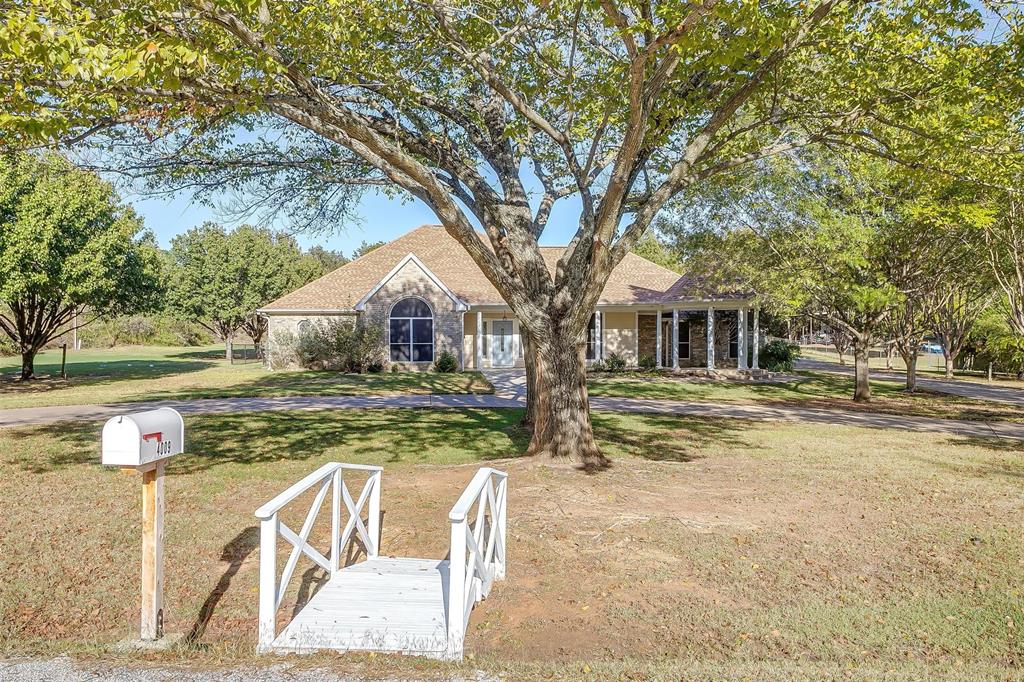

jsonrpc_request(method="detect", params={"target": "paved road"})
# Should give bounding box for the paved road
[795,358,1024,406]
[4,383,1022,443]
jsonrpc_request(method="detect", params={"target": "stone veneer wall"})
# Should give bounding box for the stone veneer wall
[360,259,466,370]
[265,313,357,368]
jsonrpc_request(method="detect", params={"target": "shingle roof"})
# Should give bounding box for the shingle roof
[262,225,747,311]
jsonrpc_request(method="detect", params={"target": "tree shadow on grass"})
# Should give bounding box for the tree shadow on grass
[11,407,533,474]
[140,369,494,401]
[591,413,751,464]
[0,358,215,395]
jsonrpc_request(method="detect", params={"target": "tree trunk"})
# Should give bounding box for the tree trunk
[520,329,538,428]
[225,335,233,363]
[527,332,607,469]
[885,342,894,371]
[20,349,35,380]
[902,349,918,392]
[853,341,871,402]
[942,349,955,379]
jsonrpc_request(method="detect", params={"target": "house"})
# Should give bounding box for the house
[259,225,761,371]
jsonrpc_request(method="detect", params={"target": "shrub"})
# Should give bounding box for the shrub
[0,336,16,357]
[269,330,299,369]
[294,319,385,372]
[433,349,458,373]
[366,360,385,373]
[590,358,606,372]
[605,352,627,372]
[638,353,656,370]
[759,339,800,372]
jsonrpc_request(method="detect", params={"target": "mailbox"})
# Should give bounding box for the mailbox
[102,407,185,468]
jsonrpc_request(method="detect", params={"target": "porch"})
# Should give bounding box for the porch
[462,303,762,371]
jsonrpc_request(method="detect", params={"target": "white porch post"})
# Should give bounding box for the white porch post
[707,306,715,371]
[738,307,748,370]
[655,309,663,368]
[671,308,679,369]
[475,311,483,370]
[595,311,603,360]
[752,307,761,370]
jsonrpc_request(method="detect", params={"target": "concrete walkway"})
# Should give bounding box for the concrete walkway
[4,376,1022,443]
[796,358,1024,406]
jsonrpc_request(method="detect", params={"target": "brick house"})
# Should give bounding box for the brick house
[260,225,762,371]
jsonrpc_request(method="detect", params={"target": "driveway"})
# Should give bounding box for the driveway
[795,358,1024,406]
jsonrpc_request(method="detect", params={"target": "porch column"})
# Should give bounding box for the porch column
[752,307,761,370]
[475,311,483,369]
[671,308,679,369]
[738,307,748,370]
[595,311,603,361]
[655,309,663,368]
[706,306,715,371]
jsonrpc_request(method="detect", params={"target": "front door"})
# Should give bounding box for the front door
[491,320,514,367]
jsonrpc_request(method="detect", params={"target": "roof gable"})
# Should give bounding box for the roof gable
[354,253,468,312]
[261,225,747,312]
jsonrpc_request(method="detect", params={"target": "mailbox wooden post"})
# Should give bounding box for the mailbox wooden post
[102,408,184,643]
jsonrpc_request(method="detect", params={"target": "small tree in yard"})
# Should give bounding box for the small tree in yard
[829,325,852,366]
[168,224,320,359]
[0,0,1005,463]
[0,152,162,379]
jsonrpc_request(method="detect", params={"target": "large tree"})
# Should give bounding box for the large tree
[0,152,162,379]
[168,223,319,358]
[0,0,1003,463]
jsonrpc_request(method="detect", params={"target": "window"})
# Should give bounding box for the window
[297,319,311,336]
[678,319,691,359]
[586,313,600,360]
[389,298,433,362]
[482,321,488,358]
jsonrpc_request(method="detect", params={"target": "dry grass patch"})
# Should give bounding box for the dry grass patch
[1,409,1021,680]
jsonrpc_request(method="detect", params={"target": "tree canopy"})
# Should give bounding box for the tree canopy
[167,223,320,358]
[0,0,1017,461]
[0,151,162,378]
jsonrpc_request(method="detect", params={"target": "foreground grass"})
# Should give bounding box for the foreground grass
[0,346,492,409]
[588,370,1024,422]
[1,408,1021,679]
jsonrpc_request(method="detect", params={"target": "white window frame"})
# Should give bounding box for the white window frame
[388,297,434,363]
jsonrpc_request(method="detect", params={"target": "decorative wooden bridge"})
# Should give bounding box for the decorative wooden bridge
[254,462,507,660]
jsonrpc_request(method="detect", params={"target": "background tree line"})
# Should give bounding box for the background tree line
[0,151,366,377]
[658,145,1024,401]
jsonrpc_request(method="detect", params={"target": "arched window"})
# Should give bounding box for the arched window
[389,298,433,362]
[297,319,311,336]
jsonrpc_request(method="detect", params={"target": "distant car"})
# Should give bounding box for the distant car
[920,342,943,354]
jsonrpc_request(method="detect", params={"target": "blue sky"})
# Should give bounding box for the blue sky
[127,172,585,254]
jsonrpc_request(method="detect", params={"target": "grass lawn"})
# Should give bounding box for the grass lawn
[587,370,1024,422]
[1,408,1021,680]
[801,347,1024,388]
[0,346,492,409]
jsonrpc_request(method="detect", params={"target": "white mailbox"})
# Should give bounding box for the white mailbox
[102,408,185,468]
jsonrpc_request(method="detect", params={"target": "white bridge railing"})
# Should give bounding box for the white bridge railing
[254,462,382,651]
[446,467,508,659]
